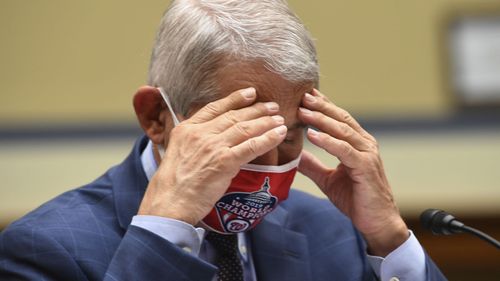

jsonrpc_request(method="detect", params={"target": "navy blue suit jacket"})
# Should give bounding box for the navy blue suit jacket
[0,136,446,280]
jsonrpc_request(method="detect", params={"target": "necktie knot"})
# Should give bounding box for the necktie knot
[206,232,238,256]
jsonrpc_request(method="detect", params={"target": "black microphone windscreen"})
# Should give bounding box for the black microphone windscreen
[420,208,441,232]
[420,208,463,235]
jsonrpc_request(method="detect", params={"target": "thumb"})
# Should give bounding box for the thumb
[299,150,330,189]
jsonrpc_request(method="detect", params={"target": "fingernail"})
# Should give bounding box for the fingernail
[264,102,279,112]
[305,93,316,103]
[274,125,287,136]
[299,107,312,116]
[241,87,256,99]
[307,128,319,137]
[272,115,284,124]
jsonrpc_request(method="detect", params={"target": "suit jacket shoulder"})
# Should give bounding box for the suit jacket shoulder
[0,136,216,281]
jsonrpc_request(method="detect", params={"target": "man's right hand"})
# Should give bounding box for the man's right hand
[138,87,287,226]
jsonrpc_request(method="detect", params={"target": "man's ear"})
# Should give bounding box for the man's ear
[133,86,172,145]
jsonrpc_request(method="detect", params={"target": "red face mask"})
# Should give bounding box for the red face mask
[199,157,300,234]
[158,87,300,234]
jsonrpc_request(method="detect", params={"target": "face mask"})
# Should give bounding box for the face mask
[158,87,300,234]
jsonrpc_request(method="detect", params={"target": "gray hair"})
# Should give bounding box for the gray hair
[148,0,319,116]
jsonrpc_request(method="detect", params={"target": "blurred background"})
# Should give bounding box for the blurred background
[1,0,499,279]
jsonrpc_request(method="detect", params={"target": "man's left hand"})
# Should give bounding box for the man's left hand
[297,89,408,257]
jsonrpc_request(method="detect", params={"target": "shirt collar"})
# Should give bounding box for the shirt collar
[140,140,158,181]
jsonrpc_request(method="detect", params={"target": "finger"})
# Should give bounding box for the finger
[229,125,287,165]
[303,89,375,141]
[219,115,284,146]
[188,87,257,124]
[298,107,370,151]
[298,150,330,188]
[206,101,279,133]
[306,128,362,168]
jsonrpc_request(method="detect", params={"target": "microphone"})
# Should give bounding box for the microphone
[420,209,500,250]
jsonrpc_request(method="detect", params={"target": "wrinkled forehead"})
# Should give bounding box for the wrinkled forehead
[216,62,314,122]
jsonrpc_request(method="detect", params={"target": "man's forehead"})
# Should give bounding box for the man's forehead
[217,62,313,105]
[214,62,313,130]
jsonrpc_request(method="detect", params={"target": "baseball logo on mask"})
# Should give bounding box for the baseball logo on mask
[213,177,277,233]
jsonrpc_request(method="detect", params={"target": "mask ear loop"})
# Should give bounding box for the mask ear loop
[156,87,181,159]
[158,87,180,126]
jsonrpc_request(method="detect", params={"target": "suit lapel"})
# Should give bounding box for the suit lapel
[251,206,312,281]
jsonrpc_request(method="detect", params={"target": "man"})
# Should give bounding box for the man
[0,0,446,280]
